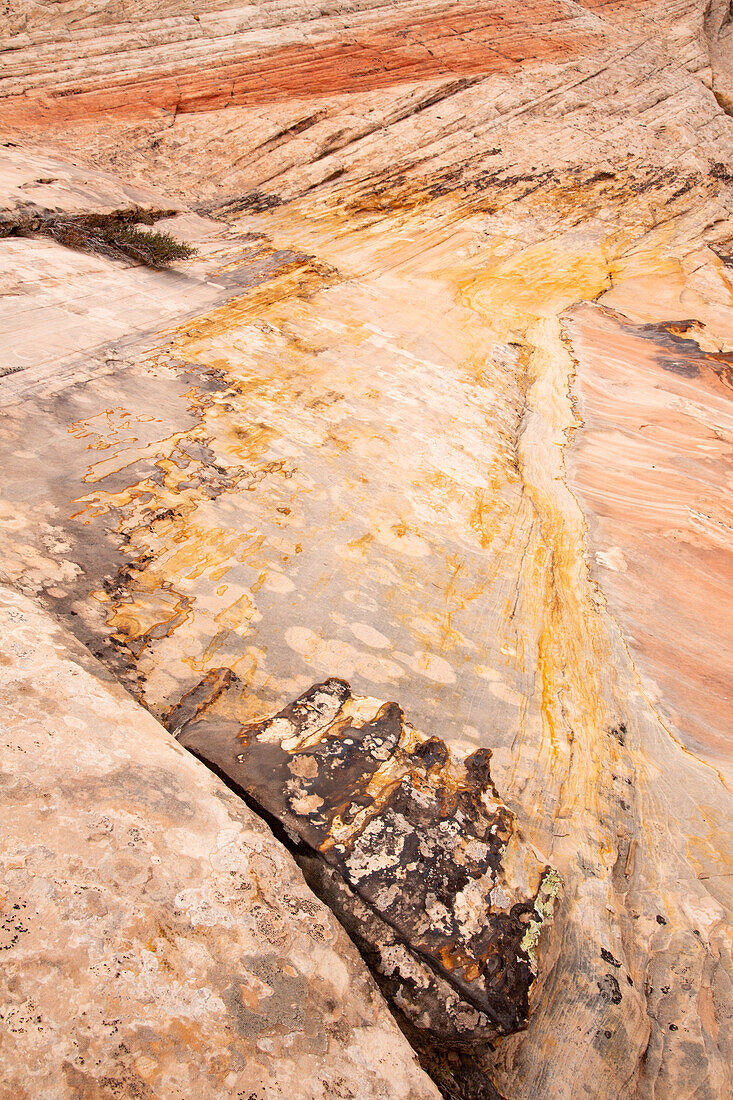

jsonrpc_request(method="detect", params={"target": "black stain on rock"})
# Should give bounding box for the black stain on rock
[597,974,623,1005]
[175,675,560,1099]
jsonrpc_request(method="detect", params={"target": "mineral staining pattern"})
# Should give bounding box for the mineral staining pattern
[1,171,732,1100]
[176,676,559,1052]
[1,1,733,1096]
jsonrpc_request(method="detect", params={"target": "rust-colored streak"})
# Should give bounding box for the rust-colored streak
[566,305,733,776]
[1,1,612,128]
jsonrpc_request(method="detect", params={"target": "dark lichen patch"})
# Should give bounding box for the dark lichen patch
[597,974,623,1005]
[0,900,30,952]
[609,724,627,746]
[204,191,285,217]
[710,161,733,183]
[176,677,559,1098]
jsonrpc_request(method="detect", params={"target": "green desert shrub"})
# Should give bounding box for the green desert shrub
[102,225,197,267]
[1,207,197,269]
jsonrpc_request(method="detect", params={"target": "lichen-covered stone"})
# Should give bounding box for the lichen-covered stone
[176,676,559,1048]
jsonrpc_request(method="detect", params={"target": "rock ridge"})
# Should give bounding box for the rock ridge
[0,584,439,1100]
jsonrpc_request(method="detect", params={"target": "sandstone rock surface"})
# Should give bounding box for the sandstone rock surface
[0,584,439,1100]
[2,1,733,1098]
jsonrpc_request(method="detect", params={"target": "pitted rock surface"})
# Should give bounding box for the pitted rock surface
[176,675,559,1046]
[0,589,439,1100]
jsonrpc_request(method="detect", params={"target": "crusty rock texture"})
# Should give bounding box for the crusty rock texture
[175,674,559,1057]
[1,1,733,1099]
[0,584,439,1100]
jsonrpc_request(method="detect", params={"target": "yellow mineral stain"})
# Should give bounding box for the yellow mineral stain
[63,185,724,857]
[214,593,258,634]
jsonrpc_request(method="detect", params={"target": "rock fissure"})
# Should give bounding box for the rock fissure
[171,674,559,1099]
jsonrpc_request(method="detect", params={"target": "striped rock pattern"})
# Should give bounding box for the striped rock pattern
[1,2,733,1098]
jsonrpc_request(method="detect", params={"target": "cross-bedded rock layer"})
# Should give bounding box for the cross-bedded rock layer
[2,1,733,1098]
[0,1,642,127]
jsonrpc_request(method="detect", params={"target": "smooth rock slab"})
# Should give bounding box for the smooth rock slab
[0,584,439,1100]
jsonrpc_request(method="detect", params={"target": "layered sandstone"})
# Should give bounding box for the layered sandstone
[1,1,733,1098]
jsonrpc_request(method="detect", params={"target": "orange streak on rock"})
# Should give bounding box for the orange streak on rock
[0,1,612,128]
[566,305,733,778]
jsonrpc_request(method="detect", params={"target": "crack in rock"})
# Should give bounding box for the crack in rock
[174,673,560,1062]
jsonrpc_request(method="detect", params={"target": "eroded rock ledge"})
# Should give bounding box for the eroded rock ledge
[0,587,439,1100]
[175,674,559,1095]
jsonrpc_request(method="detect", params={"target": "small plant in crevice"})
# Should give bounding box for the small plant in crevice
[0,206,197,269]
[96,224,197,267]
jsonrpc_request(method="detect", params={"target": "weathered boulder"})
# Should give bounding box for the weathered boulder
[175,675,559,1055]
[0,585,440,1100]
